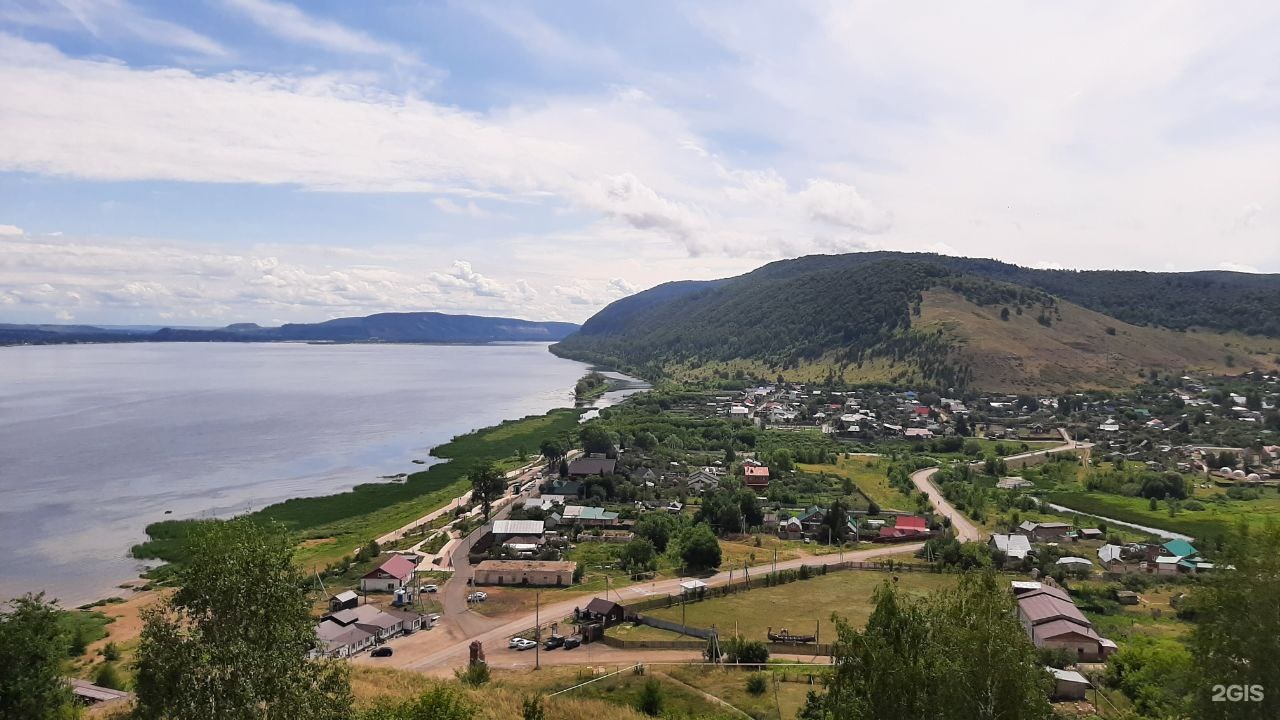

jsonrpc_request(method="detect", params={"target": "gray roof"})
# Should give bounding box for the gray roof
[990,533,1032,559]
[492,519,545,536]
[568,457,617,475]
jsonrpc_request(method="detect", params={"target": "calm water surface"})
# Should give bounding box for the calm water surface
[0,342,638,605]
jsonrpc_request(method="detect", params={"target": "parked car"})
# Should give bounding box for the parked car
[512,637,537,651]
[370,647,393,658]
[428,613,441,623]
[563,636,581,650]
[468,591,488,602]
[420,584,438,593]
[543,635,565,651]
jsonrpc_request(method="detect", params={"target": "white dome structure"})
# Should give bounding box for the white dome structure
[1247,473,1261,482]
[1219,467,1234,476]
[1232,469,1247,480]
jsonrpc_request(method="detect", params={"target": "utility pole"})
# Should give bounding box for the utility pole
[535,591,541,670]
[772,548,777,575]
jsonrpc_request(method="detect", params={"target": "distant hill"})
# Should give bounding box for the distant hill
[0,312,579,346]
[552,253,1280,392]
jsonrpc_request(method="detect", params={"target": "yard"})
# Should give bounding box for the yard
[644,568,959,642]
[1046,486,1280,541]
[797,455,914,511]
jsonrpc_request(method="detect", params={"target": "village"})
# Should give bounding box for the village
[287,368,1278,715]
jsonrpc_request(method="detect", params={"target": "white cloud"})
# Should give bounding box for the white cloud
[432,197,487,217]
[222,0,419,66]
[1219,261,1261,273]
[0,224,23,235]
[0,0,226,56]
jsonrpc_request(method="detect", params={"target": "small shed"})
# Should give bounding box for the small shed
[584,597,625,624]
[329,590,359,612]
[1047,667,1091,700]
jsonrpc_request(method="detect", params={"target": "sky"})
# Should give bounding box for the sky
[1,1,1278,326]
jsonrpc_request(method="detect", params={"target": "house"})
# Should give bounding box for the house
[743,465,771,490]
[1018,521,1071,541]
[492,519,546,539]
[314,620,374,659]
[686,469,721,494]
[878,515,930,541]
[562,505,620,527]
[996,477,1034,490]
[1099,417,1121,433]
[1078,528,1104,541]
[729,405,751,418]
[568,456,617,477]
[360,555,418,593]
[523,494,571,511]
[903,428,934,440]
[473,559,577,586]
[1056,556,1094,574]
[329,590,359,612]
[1047,667,1091,701]
[990,533,1032,562]
[776,516,804,539]
[1098,544,1124,566]
[314,604,424,657]
[632,467,657,483]
[583,597,625,624]
[1013,583,1115,662]
[549,479,582,497]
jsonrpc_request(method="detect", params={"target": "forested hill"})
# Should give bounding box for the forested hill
[551,253,1280,392]
[1,312,579,346]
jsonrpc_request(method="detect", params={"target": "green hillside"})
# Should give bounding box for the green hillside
[551,253,1280,392]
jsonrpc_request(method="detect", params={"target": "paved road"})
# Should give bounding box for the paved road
[909,437,1092,543]
[400,541,922,672]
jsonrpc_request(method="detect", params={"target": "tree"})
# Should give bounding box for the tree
[723,446,736,464]
[822,498,850,544]
[801,572,1052,720]
[539,438,567,464]
[468,460,505,520]
[93,662,125,691]
[635,513,677,553]
[866,500,881,516]
[620,538,657,573]
[359,685,476,720]
[678,524,722,572]
[1190,523,1280,719]
[134,519,351,720]
[0,593,78,720]
[579,425,616,456]
[1000,307,1010,321]
[637,678,663,716]
[633,432,658,451]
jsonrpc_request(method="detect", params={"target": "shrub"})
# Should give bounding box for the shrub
[746,673,768,696]
[94,662,125,690]
[454,662,490,687]
[637,678,663,716]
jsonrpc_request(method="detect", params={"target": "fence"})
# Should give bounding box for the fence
[623,560,951,617]
[635,614,713,639]
[598,634,835,657]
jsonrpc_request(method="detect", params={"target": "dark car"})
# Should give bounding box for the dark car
[563,636,581,650]
[543,635,565,650]
[370,646,393,658]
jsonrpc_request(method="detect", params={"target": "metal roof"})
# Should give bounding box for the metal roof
[492,519,545,536]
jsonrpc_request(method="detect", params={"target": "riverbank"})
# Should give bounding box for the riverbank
[132,408,587,574]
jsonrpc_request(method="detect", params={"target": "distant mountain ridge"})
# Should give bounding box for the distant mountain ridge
[552,252,1280,392]
[0,312,579,346]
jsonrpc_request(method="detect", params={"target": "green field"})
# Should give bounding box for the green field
[134,409,585,569]
[797,455,914,511]
[1046,488,1280,542]
[646,569,958,642]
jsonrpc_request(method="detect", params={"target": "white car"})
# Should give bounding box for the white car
[509,637,536,650]
[468,591,488,602]
[419,584,439,593]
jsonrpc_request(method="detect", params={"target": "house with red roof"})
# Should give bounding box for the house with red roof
[360,555,418,593]
[877,515,930,541]
[743,465,770,490]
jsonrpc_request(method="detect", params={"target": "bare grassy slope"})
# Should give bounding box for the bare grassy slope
[918,288,1279,392]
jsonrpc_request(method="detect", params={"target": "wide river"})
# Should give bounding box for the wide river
[0,342,641,605]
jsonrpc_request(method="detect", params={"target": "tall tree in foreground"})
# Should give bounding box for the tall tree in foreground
[133,519,351,720]
[468,460,506,520]
[1190,522,1280,720]
[800,572,1052,720]
[0,593,79,720]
